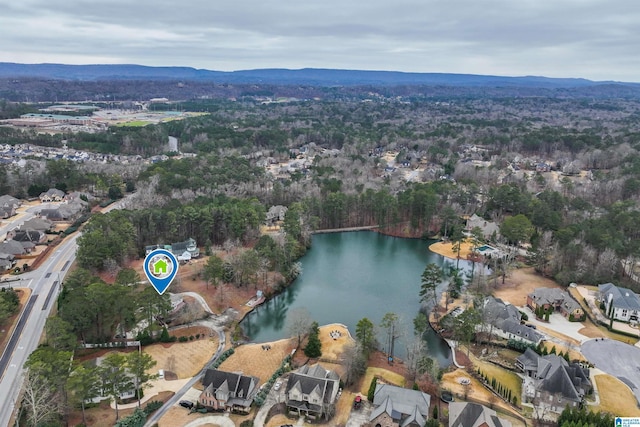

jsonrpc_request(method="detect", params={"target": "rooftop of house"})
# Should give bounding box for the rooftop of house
[370,383,431,424]
[599,283,640,311]
[484,296,544,343]
[529,288,582,313]
[449,402,512,427]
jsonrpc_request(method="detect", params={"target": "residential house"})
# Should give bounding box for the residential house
[449,402,512,427]
[516,348,591,413]
[145,238,200,258]
[7,229,47,244]
[266,205,288,226]
[527,288,585,321]
[89,356,136,403]
[0,253,16,271]
[0,206,16,219]
[199,369,259,413]
[0,240,27,256]
[598,283,640,323]
[285,364,340,420]
[39,188,66,202]
[21,217,54,232]
[39,199,87,222]
[482,297,544,346]
[0,195,20,210]
[466,214,500,240]
[368,384,431,427]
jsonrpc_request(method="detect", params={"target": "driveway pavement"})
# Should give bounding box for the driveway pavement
[183,414,235,427]
[581,338,640,405]
[521,306,590,343]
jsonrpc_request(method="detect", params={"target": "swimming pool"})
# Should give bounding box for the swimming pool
[476,245,496,252]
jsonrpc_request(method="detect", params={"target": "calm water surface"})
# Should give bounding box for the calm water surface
[241,231,475,366]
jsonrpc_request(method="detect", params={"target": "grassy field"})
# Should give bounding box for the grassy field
[358,367,405,397]
[594,374,640,416]
[468,352,522,402]
[116,120,150,127]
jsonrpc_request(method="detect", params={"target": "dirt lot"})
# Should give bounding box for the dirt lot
[145,337,219,379]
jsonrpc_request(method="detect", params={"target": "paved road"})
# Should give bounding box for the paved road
[0,197,130,426]
[144,328,226,427]
[581,338,640,405]
[0,233,79,427]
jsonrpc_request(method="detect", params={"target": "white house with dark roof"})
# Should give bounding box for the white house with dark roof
[284,364,340,421]
[516,348,591,413]
[449,402,512,427]
[369,383,430,427]
[482,297,544,346]
[599,283,640,323]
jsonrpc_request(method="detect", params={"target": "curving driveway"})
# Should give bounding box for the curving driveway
[582,338,640,405]
[183,415,235,427]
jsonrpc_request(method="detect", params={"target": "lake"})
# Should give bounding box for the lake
[241,231,475,367]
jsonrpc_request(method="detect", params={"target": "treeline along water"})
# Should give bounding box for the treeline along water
[241,231,479,367]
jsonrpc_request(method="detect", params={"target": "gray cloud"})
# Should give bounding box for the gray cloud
[1,0,639,81]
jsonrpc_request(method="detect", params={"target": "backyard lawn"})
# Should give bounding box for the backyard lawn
[358,367,405,397]
[594,374,640,416]
[468,351,522,402]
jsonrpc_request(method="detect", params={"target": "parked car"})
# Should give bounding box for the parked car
[179,400,194,409]
[274,380,283,391]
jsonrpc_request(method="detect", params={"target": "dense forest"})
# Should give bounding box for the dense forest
[4,86,640,291]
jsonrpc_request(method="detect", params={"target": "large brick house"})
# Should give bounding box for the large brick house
[516,348,591,413]
[527,288,584,321]
[199,369,259,414]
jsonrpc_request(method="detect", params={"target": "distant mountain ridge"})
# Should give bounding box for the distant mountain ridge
[0,62,635,88]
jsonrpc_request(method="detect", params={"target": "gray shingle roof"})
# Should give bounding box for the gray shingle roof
[516,350,591,402]
[529,288,581,314]
[449,402,512,427]
[370,384,430,423]
[599,283,640,311]
[201,369,259,406]
[484,297,543,343]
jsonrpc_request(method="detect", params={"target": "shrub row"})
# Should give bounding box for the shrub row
[254,354,292,407]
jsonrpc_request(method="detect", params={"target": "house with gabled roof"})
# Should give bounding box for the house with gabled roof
[482,297,543,346]
[368,383,431,427]
[466,214,500,240]
[0,240,27,256]
[449,402,512,427]
[7,229,47,244]
[527,288,584,321]
[199,368,259,414]
[21,217,54,232]
[598,283,640,323]
[0,195,20,210]
[285,364,340,421]
[39,188,66,202]
[516,348,591,413]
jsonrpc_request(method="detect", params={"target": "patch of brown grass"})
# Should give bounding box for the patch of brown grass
[358,367,405,397]
[145,337,219,379]
[594,374,640,416]
[218,339,293,384]
[494,267,560,306]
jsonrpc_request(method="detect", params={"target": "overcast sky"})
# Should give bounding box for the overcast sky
[2,0,639,82]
